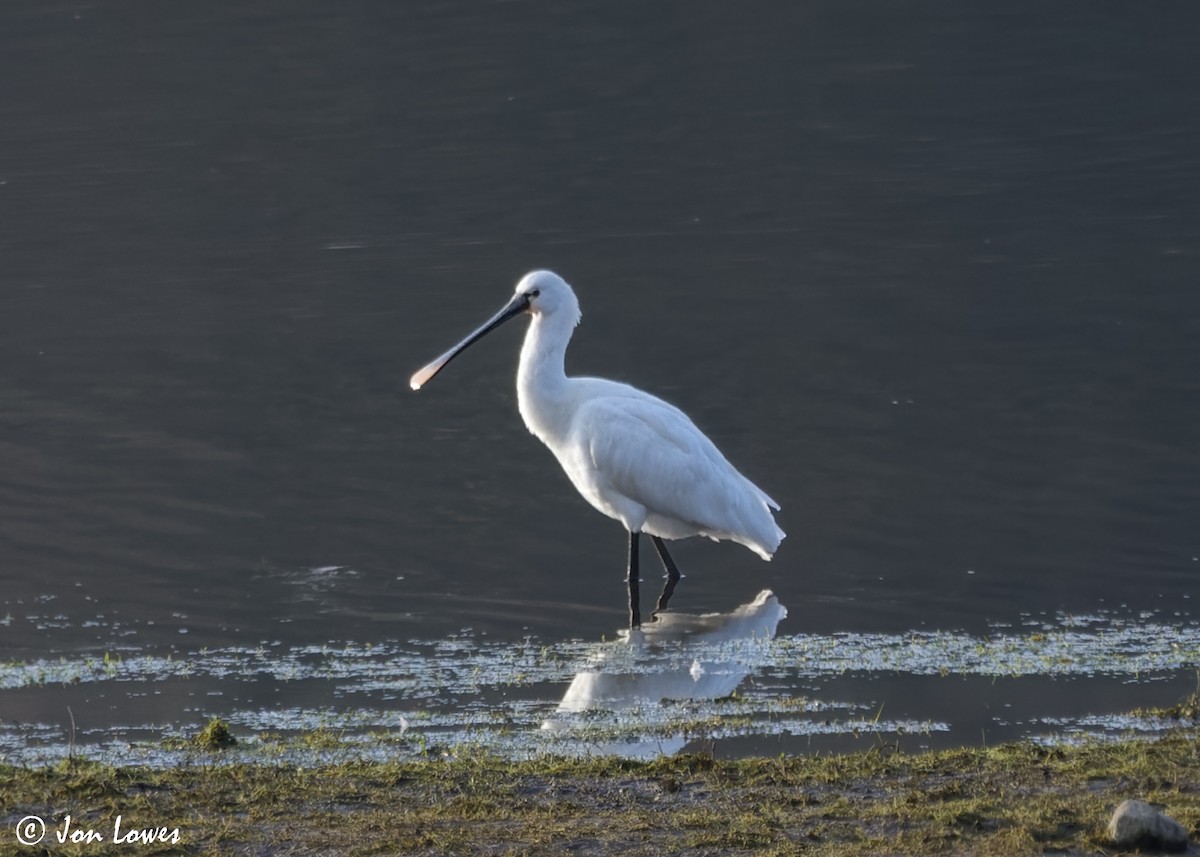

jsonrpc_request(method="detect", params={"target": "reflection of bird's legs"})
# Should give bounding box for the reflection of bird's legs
[651,536,682,617]
[627,531,641,628]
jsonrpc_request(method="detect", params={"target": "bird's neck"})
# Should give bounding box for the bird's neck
[517,312,573,441]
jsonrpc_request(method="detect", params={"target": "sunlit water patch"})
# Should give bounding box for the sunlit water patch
[1,605,1197,767]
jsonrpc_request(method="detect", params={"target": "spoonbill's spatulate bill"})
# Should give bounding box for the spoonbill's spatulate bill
[410,270,784,628]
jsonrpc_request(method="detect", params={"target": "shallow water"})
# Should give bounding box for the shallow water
[2,595,1197,766]
[1,2,1198,763]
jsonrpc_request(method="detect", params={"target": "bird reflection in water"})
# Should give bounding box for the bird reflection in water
[542,590,786,756]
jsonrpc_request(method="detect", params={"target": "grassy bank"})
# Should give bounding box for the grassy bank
[3,723,1199,856]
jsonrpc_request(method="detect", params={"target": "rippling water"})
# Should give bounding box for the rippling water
[3,596,1198,765]
[1,2,1197,761]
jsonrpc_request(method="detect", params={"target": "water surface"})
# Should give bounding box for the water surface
[1,2,1197,761]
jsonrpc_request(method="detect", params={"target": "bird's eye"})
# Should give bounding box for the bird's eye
[529,289,540,298]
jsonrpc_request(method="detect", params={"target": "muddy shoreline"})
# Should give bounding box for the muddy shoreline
[4,725,1198,856]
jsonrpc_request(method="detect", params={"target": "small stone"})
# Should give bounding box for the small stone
[1107,798,1190,852]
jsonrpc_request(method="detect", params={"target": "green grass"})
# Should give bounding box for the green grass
[3,724,1198,855]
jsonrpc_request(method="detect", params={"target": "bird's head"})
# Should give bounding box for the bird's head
[409,269,580,391]
[514,270,581,325]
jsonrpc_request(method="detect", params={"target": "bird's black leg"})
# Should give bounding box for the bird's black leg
[627,531,641,628]
[651,536,682,616]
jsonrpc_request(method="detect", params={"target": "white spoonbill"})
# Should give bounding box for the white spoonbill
[410,270,784,628]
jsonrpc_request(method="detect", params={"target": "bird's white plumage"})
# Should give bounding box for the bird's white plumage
[506,270,785,558]
[409,269,784,565]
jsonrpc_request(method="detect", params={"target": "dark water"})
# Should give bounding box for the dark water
[1,2,1198,760]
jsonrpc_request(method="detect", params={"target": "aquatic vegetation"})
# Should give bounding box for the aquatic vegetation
[0,611,1197,768]
[192,718,237,750]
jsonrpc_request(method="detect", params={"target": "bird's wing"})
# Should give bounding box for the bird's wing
[571,389,778,536]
